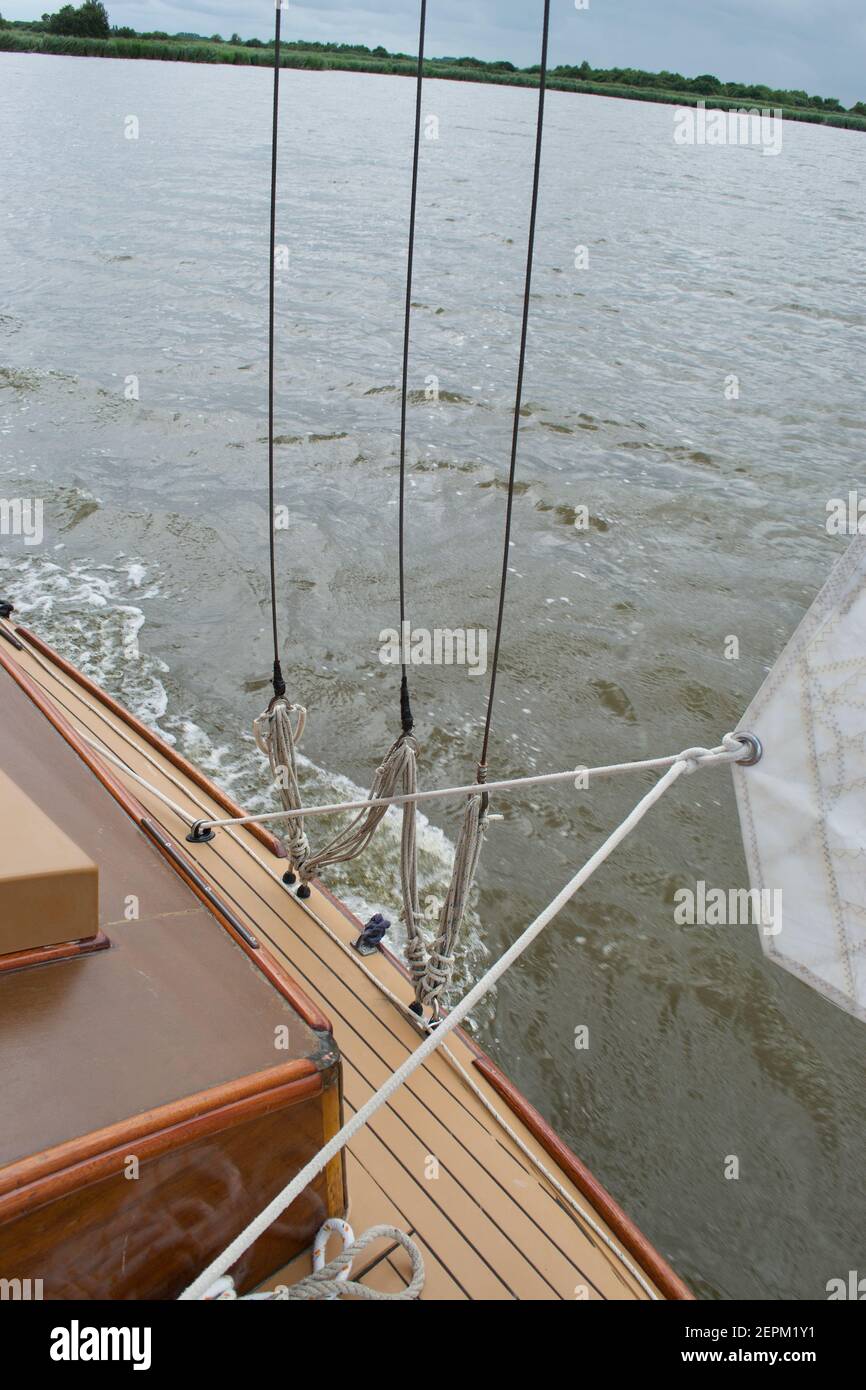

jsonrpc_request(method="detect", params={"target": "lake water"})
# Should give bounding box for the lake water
[1,52,865,1300]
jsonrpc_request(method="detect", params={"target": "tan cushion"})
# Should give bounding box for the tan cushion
[0,768,98,953]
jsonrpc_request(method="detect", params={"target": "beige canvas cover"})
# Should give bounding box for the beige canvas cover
[0,766,98,953]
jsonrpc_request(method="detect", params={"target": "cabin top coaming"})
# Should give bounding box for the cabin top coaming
[0,660,334,1169]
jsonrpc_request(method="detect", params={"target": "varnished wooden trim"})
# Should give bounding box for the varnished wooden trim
[322,1067,348,1222]
[2,639,687,1301]
[0,930,110,975]
[0,647,332,1034]
[314,866,691,1300]
[0,1061,321,1220]
[15,624,287,859]
[470,1053,694,1301]
[0,643,153,821]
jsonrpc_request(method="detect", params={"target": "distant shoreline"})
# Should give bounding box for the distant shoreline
[2,30,864,134]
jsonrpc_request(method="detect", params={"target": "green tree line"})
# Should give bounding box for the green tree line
[1,5,863,123]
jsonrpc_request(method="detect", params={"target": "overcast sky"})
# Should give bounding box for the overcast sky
[10,0,866,104]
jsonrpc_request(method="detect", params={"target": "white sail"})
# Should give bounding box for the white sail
[733,535,866,1023]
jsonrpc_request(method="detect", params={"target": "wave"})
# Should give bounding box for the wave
[0,548,488,1012]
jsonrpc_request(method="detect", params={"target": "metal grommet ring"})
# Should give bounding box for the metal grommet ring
[733,732,763,766]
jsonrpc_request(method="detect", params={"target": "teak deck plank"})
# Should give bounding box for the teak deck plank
[6,631,665,1302]
[52,718,622,1296]
[14,641,650,1301]
[343,1153,464,1301]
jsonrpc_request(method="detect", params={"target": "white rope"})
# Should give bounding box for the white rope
[20,635,426,1033]
[84,686,664,1296]
[280,1224,425,1301]
[87,716,661,1297]
[81,734,198,826]
[179,756,690,1300]
[203,1222,425,1302]
[68,696,698,1295]
[6,642,725,1299]
[190,737,748,833]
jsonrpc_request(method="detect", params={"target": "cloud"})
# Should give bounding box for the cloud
[9,0,864,103]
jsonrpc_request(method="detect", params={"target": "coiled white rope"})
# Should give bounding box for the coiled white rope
[253,699,312,876]
[59,695,730,1298]
[8,648,734,1300]
[253,697,482,1013]
[204,1221,425,1301]
[179,754,693,1301]
[254,699,421,903]
[414,789,487,1010]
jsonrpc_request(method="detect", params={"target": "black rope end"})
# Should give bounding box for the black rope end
[353,913,390,956]
[400,673,414,735]
[296,883,312,900]
[282,870,296,886]
[272,659,286,700]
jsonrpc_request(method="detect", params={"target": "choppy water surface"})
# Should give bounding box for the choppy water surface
[2,53,865,1299]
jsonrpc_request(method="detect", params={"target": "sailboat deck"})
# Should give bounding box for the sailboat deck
[0,617,689,1300]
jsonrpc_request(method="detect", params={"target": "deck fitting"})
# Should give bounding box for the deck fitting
[352,913,390,957]
[186,821,216,844]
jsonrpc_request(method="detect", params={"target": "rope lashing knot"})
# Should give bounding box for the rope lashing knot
[254,697,313,880]
[405,935,428,991]
[676,745,714,775]
[418,948,456,1005]
[255,702,421,903]
[476,760,490,816]
[677,734,761,774]
[414,790,488,1011]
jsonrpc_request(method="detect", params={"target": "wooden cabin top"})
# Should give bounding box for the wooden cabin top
[0,657,334,1169]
